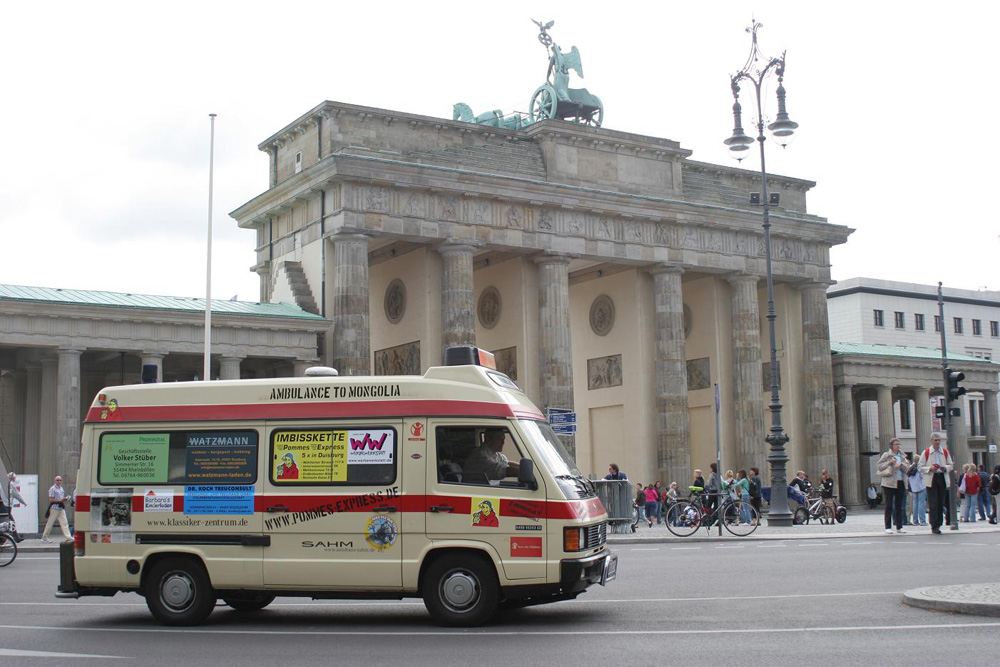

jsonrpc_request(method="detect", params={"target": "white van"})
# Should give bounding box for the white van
[56,347,616,626]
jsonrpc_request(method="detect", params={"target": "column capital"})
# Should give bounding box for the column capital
[437,239,482,256]
[725,271,761,286]
[329,229,374,242]
[648,263,686,277]
[533,252,576,267]
[799,280,836,292]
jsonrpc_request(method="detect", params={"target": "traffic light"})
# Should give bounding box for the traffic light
[946,368,966,402]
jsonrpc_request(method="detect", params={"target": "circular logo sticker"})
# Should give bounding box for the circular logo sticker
[365,514,398,551]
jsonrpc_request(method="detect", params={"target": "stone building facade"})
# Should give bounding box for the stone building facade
[230,100,853,491]
[0,286,327,519]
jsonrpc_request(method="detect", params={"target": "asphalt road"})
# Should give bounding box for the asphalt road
[2,532,999,666]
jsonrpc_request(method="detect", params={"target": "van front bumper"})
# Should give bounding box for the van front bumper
[560,550,617,591]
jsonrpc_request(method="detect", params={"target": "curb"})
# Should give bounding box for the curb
[903,583,1000,617]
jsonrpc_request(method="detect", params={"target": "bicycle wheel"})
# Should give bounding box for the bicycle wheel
[793,507,809,525]
[722,501,759,537]
[0,534,17,567]
[664,502,701,537]
[819,505,835,525]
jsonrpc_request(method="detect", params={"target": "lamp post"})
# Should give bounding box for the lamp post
[724,20,798,526]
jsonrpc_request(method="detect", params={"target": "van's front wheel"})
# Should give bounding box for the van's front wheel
[145,558,216,626]
[423,554,499,627]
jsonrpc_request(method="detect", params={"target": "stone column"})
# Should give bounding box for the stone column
[140,353,164,383]
[23,363,41,475]
[835,384,862,506]
[38,356,58,507]
[727,273,765,471]
[800,283,838,478]
[536,254,575,457]
[56,348,83,490]
[951,406,970,465]
[651,265,690,485]
[876,385,896,453]
[219,356,244,380]
[438,241,477,357]
[293,361,312,377]
[983,389,999,470]
[330,232,370,376]
[914,387,932,452]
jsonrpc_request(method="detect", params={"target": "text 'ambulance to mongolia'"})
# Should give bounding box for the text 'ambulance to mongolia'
[57,346,617,626]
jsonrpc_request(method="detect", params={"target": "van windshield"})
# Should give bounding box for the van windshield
[518,419,581,478]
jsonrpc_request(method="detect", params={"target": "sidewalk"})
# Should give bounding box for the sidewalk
[607,507,999,544]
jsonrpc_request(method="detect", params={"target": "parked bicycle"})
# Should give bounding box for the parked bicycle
[0,514,18,567]
[664,486,759,537]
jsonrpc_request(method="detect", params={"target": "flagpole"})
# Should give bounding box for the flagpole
[203,113,217,381]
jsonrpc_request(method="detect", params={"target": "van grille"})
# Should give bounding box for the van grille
[583,522,607,549]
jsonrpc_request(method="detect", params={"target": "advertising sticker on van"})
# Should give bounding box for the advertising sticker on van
[471,497,500,527]
[90,488,133,543]
[100,434,169,483]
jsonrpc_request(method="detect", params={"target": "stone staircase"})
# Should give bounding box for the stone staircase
[278,261,319,314]
[681,166,752,209]
[404,142,547,179]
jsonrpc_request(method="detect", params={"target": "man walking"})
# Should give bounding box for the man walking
[41,475,72,543]
[976,464,990,522]
[918,434,953,535]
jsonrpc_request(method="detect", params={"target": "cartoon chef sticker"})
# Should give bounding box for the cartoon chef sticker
[101,398,123,421]
[471,498,500,528]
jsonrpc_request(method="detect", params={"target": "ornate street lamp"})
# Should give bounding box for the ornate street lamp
[725,20,798,526]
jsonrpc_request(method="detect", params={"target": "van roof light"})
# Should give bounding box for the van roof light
[305,366,339,377]
[444,346,496,370]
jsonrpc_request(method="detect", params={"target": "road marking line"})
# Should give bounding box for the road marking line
[0,648,128,659]
[1,620,996,637]
[757,544,787,548]
[797,543,830,547]
[715,546,744,549]
[630,548,660,551]
[671,546,701,550]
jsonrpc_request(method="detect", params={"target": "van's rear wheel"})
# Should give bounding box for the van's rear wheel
[222,594,275,612]
[423,554,499,627]
[145,558,216,626]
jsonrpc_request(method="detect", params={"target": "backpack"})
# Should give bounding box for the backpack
[922,447,950,465]
[748,477,760,498]
[990,474,1000,496]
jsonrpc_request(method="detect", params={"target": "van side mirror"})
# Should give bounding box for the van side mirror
[518,459,537,491]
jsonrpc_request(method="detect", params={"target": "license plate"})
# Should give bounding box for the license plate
[601,553,618,585]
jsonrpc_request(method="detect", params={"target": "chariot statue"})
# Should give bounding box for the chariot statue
[529,19,603,126]
[452,19,603,129]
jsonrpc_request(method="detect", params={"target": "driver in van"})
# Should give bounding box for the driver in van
[463,429,519,481]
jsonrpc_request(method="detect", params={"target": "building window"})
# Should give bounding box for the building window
[894,311,905,329]
[991,321,999,337]
[294,151,303,174]
[972,319,982,336]
[915,314,925,331]
[954,317,963,334]
[934,315,942,332]
[899,399,912,431]
[970,398,986,437]
[873,309,884,327]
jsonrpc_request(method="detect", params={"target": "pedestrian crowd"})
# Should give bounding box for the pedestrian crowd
[603,431,1000,533]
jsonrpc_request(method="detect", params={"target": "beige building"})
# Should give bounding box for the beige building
[230,100,852,491]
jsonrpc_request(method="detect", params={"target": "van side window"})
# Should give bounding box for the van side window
[96,430,258,485]
[270,427,396,485]
[435,426,521,487]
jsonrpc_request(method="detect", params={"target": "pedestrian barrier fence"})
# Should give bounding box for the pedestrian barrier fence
[592,479,636,534]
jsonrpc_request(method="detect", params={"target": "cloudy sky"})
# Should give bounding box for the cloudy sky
[2,2,996,302]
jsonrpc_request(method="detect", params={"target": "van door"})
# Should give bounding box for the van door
[425,421,547,580]
[261,421,403,589]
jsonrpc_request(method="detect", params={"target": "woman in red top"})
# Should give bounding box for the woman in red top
[960,463,981,523]
[643,485,659,528]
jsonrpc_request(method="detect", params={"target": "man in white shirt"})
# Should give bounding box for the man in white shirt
[918,434,953,535]
[41,475,72,543]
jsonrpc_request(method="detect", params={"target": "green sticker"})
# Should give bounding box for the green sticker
[100,434,169,483]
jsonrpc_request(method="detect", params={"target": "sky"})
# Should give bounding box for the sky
[2,1,997,303]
